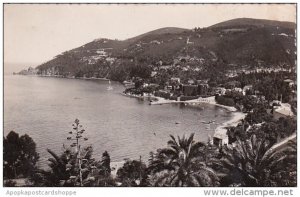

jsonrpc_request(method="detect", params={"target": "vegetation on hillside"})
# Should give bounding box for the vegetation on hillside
[34,18,296,83]
[9,18,297,187]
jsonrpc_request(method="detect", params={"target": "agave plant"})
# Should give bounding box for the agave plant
[148,133,219,186]
[215,134,296,187]
[32,119,116,187]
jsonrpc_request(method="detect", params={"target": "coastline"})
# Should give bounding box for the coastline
[123,92,246,145]
[213,111,246,145]
[149,95,237,112]
[17,74,110,81]
[14,76,246,172]
[115,92,246,172]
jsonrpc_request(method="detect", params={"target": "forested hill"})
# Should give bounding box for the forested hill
[35,18,296,82]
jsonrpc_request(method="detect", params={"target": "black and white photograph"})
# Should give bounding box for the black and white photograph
[1,2,298,194]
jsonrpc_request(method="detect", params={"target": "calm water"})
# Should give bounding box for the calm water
[4,75,232,168]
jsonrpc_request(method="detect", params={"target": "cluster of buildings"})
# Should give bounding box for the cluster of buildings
[16,67,38,75]
[226,66,294,78]
[81,48,115,65]
[155,78,256,101]
[152,78,210,100]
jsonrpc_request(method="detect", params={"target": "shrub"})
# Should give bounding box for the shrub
[215,95,235,106]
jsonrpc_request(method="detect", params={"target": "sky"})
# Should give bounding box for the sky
[4,4,296,72]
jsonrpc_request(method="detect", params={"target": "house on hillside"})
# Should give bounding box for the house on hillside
[284,79,295,87]
[242,85,253,95]
[96,49,107,57]
[186,37,194,45]
[211,87,226,95]
[187,79,195,85]
[159,65,172,70]
[170,77,181,84]
[273,103,294,120]
[213,128,228,146]
[233,87,243,93]
[151,71,157,77]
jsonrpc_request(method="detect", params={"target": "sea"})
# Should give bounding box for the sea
[4,74,232,168]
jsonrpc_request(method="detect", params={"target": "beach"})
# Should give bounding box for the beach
[123,93,246,146]
[149,96,237,112]
[213,111,246,145]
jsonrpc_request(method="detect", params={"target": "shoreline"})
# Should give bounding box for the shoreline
[15,76,245,172]
[38,75,110,81]
[115,93,246,172]
[213,111,246,145]
[123,92,245,146]
[149,95,237,112]
[15,74,110,81]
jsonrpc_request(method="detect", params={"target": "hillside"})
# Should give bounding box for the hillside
[35,18,296,82]
[210,18,296,29]
[126,27,188,43]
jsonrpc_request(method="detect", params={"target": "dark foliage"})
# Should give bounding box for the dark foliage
[3,131,39,179]
[116,159,147,186]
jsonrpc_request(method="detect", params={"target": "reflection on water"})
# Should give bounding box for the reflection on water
[4,75,232,168]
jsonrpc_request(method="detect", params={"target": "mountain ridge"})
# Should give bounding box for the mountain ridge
[209,18,296,29]
[34,18,296,82]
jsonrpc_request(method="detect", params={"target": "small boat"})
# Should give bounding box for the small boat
[175,122,181,124]
[201,120,215,124]
[123,80,133,85]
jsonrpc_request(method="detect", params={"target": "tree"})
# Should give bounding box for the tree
[129,64,152,79]
[96,151,115,186]
[32,146,116,187]
[215,134,296,186]
[32,119,115,187]
[116,158,147,186]
[241,95,258,112]
[245,106,272,125]
[215,95,235,107]
[3,131,39,179]
[226,121,249,144]
[147,134,219,186]
[252,117,296,145]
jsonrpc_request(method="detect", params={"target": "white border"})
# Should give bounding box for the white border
[0,1,299,197]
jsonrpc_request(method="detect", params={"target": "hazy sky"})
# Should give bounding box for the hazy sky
[4,4,296,72]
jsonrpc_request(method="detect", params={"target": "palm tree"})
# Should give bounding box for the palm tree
[148,133,219,186]
[33,146,96,186]
[216,134,296,187]
[31,148,70,186]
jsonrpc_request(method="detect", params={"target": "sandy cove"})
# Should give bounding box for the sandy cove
[115,93,246,173]
[213,111,246,145]
[123,93,246,142]
[147,96,246,145]
[150,96,237,112]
